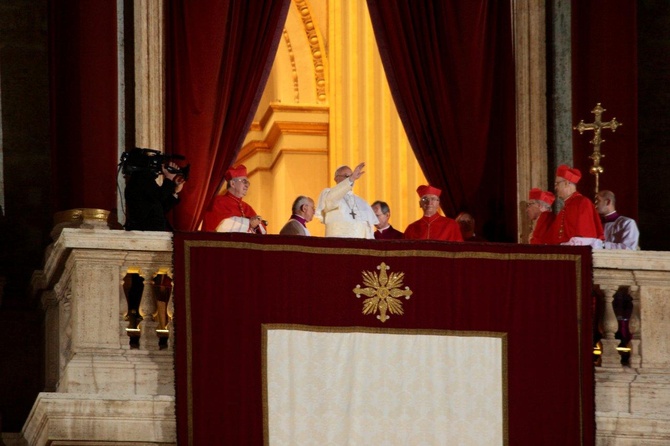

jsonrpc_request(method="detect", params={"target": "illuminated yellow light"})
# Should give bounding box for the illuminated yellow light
[126,328,140,333]
[592,345,630,354]
[156,329,170,333]
[126,267,141,274]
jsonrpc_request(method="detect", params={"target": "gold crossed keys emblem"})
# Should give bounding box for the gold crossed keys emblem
[353,262,414,323]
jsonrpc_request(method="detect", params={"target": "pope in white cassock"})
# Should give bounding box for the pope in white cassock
[316,162,378,239]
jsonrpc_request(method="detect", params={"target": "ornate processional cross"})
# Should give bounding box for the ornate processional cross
[573,103,622,195]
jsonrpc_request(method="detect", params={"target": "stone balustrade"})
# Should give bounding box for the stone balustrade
[592,250,670,445]
[10,229,670,445]
[22,228,176,445]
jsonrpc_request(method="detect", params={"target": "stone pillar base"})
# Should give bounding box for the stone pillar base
[21,393,176,446]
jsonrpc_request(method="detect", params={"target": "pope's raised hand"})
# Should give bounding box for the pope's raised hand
[351,162,365,181]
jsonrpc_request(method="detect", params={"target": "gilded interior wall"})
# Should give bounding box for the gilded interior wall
[241,0,428,236]
[241,0,331,236]
[328,0,427,232]
[134,0,546,240]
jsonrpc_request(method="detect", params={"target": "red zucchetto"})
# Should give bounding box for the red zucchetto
[529,188,555,206]
[224,165,248,182]
[555,164,581,184]
[416,185,442,198]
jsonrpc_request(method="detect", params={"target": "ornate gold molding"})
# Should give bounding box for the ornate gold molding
[259,103,329,130]
[294,0,327,103]
[269,121,328,148]
[282,28,300,103]
[240,148,329,174]
[238,121,329,163]
[54,208,110,225]
[51,208,113,239]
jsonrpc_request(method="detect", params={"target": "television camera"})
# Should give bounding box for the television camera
[119,148,190,182]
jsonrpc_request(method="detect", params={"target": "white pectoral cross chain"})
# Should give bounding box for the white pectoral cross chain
[344,195,357,219]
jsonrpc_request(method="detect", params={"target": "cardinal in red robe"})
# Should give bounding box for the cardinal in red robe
[548,164,603,244]
[201,165,266,234]
[404,185,463,241]
[527,188,556,244]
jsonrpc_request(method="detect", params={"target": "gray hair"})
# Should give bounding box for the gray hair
[291,196,313,214]
[334,165,351,177]
[371,200,390,214]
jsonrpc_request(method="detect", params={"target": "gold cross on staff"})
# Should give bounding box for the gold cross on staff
[573,103,622,194]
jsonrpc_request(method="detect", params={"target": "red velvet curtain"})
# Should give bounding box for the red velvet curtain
[50,0,118,213]
[366,1,517,242]
[173,233,595,445]
[165,0,291,231]
[571,1,638,219]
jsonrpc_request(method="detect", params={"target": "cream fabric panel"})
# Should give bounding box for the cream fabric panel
[266,328,504,445]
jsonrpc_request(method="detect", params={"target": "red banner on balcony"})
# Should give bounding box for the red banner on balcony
[173,232,595,446]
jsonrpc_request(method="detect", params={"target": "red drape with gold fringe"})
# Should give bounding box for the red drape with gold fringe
[366,0,518,242]
[173,234,595,446]
[165,0,291,231]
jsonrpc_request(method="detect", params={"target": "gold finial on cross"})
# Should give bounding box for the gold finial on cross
[573,103,622,195]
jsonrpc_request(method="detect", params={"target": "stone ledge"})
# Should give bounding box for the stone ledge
[21,393,176,446]
[33,228,173,295]
[594,250,670,272]
[58,353,175,396]
[597,413,670,445]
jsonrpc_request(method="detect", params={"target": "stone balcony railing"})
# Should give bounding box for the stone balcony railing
[11,228,670,445]
[23,228,176,446]
[592,250,670,445]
